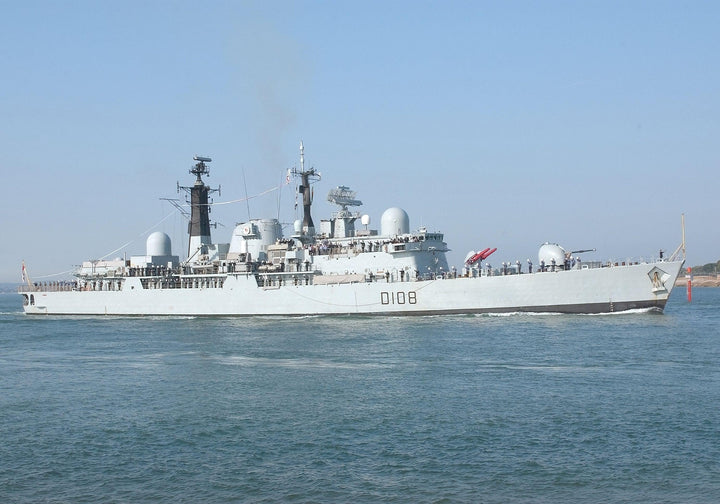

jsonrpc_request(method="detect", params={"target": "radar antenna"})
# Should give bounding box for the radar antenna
[189,156,212,181]
[327,186,362,219]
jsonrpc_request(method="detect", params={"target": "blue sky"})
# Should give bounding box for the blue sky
[2,0,718,282]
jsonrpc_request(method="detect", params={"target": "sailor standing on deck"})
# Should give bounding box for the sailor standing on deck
[528,259,533,273]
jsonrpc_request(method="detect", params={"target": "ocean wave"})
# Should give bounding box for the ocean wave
[215,355,388,370]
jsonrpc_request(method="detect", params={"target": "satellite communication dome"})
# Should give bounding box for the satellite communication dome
[293,219,303,233]
[147,232,172,256]
[538,243,566,265]
[361,214,371,226]
[380,207,410,237]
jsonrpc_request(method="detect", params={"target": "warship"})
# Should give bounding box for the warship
[20,144,685,316]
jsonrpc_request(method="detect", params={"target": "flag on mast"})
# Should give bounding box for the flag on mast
[21,261,27,283]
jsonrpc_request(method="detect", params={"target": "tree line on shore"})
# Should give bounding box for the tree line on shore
[688,261,720,275]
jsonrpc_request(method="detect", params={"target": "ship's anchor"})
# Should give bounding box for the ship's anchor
[647,267,668,293]
[652,271,662,289]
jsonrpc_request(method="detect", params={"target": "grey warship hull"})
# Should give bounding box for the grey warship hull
[20,259,684,316]
[19,148,685,316]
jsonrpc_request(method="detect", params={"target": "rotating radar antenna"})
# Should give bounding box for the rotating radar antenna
[327,186,362,211]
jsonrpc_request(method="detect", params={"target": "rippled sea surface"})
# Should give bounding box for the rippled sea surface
[1,288,719,503]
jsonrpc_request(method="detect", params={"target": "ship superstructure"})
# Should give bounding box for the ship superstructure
[19,145,685,316]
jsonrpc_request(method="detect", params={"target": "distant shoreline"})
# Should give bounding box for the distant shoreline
[675,275,720,287]
[0,283,20,294]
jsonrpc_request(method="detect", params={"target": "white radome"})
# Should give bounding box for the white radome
[146,232,172,256]
[380,207,410,237]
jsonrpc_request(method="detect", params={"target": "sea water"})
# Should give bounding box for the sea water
[1,288,718,503]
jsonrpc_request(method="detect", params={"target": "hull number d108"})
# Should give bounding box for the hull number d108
[381,291,417,305]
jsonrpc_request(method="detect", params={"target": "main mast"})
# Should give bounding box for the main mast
[292,142,321,237]
[179,156,219,258]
